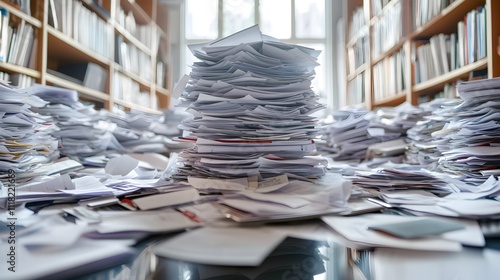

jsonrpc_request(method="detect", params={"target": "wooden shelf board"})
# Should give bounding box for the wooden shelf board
[114,64,152,90]
[373,91,407,108]
[0,2,42,27]
[114,24,152,55]
[371,0,399,21]
[371,39,406,65]
[46,73,110,101]
[412,58,488,94]
[410,0,485,39]
[347,63,368,82]
[120,0,151,24]
[47,27,111,67]
[156,86,169,96]
[346,25,369,49]
[0,62,40,78]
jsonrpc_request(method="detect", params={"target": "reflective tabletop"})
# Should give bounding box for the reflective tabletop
[73,234,500,280]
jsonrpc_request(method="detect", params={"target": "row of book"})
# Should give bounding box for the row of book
[412,0,457,30]
[0,9,36,67]
[371,0,409,58]
[348,7,366,41]
[115,35,152,82]
[48,0,112,59]
[347,72,366,106]
[113,71,154,109]
[0,71,34,88]
[372,48,407,102]
[414,6,487,83]
[5,0,31,15]
[346,33,368,75]
[116,5,155,50]
[156,61,167,89]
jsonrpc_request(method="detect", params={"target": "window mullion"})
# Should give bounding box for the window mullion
[291,0,296,41]
[255,0,260,27]
[219,0,224,39]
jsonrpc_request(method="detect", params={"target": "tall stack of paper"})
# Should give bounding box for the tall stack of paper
[173,25,325,180]
[0,83,60,184]
[433,77,500,185]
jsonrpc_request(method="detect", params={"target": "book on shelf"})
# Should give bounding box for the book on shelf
[156,60,166,88]
[412,0,456,30]
[16,23,33,67]
[413,6,486,85]
[373,48,406,102]
[3,19,35,67]
[348,72,365,105]
[7,19,24,64]
[0,8,9,62]
[450,33,457,71]
[50,0,111,59]
[48,0,58,30]
[56,62,108,92]
[438,33,450,74]
[457,20,465,68]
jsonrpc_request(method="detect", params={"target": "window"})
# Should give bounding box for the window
[184,0,330,110]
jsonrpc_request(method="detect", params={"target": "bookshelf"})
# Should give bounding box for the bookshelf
[0,0,170,112]
[343,0,500,109]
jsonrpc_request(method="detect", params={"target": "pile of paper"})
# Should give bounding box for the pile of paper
[352,166,451,193]
[366,103,424,138]
[318,103,423,165]
[317,109,373,161]
[360,103,425,165]
[432,77,500,184]
[103,109,193,154]
[29,84,126,159]
[173,25,325,180]
[405,98,459,168]
[0,83,60,184]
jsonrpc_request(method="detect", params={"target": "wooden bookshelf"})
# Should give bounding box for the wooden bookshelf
[0,0,170,112]
[342,0,500,109]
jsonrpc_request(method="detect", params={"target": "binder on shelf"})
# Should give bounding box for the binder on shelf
[56,62,108,92]
[0,8,9,62]
[48,0,58,30]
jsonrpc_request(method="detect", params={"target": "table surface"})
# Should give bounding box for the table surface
[72,234,500,280]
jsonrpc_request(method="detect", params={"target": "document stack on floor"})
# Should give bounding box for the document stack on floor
[0,83,60,184]
[173,25,326,181]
